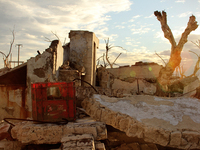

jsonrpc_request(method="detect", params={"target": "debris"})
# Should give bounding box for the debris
[0,123,12,141]
[82,94,200,149]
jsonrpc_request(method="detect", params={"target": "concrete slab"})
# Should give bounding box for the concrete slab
[82,94,200,149]
[11,117,107,145]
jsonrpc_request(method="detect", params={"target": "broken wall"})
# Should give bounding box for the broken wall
[69,30,99,86]
[0,85,27,120]
[27,40,64,115]
[97,63,162,95]
[107,63,161,79]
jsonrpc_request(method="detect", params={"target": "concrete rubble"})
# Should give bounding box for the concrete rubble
[97,62,161,95]
[82,94,200,149]
[1,30,200,149]
[170,76,200,97]
[8,117,107,149]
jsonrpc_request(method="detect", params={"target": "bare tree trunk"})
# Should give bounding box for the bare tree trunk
[154,11,198,96]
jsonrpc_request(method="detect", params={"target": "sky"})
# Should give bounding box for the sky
[0,0,200,76]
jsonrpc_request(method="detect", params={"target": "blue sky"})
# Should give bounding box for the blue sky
[0,0,200,75]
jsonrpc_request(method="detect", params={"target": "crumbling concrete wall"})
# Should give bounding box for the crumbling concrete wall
[27,40,64,115]
[46,40,64,77]
[27,51,54,114]
[97,62,161,95]
[0,85,27,120]
[107,63,161,79]
[69,30,99,86]
[112,78,156,95]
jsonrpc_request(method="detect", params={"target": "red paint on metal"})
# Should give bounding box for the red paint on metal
[31,82,76,122]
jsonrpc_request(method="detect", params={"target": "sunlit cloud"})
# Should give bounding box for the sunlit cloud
[125,37,141,47]
[115,25,125,29]
[129,15,141,22]
[131,25,151,35]
[0,0,133,68]
[175,0,185,3]
[178,11,192,17]
[145,14,154,18]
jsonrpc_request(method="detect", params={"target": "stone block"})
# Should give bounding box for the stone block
[170,131,182,146]
[182,131,200,144]
[183,77,200,96]
[143,126,170,146]
[0,141,22,150]
[95,142,106,150]
[118,116,131,132]
[12,123,63,144]
[63,123,75,135]
[74,126,97,139]
[61,134,95,150]
[126,121,144,139]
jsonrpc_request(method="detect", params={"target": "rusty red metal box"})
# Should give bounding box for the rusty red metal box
[31,82,76,122]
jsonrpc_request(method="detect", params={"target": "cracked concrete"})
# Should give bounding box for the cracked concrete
[82,94,200,149]
[11,117,107,145]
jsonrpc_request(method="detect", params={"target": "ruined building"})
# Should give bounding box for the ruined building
[0,30,200,150]
[0,30,99,120]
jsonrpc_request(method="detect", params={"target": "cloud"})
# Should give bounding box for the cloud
[178,11,192,17]
[115,25,125,29]
[125,37,141,47]
[154,31,167,42]
[145,14,154,18]
[175,0,185,3]
[129,15,141,22]
[131,25,151,35]
[0,0,132,68]
[158,50,171,56]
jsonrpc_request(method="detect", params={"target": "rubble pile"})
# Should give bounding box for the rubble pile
[1,30,200,150]
[0,117,107,150]
[82,94,200,149]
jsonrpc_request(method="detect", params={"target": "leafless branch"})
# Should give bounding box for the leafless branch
[113,53,122,65]
[178,65,186,79]
[189,50,199,57]
[7,28,15,59]
[51,31,60,41]
[44,37,52,42]
[104,38,126,68]
[189,50,200,77]
[155,52,167,66]
[0,51,6,58]
[191,40,200,49]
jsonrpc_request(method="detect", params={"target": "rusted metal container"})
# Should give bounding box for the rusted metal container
[31,82,76,122]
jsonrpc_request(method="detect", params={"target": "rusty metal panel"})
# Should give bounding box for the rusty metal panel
[31,82,76,122]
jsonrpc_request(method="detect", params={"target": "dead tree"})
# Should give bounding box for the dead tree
[154,11,198,96]
[177,65,186,79]
[188,50,200,77]
[188,40,200,77]
[104,38,124,68]
[0,29,15,68]
[44,31,67,45]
